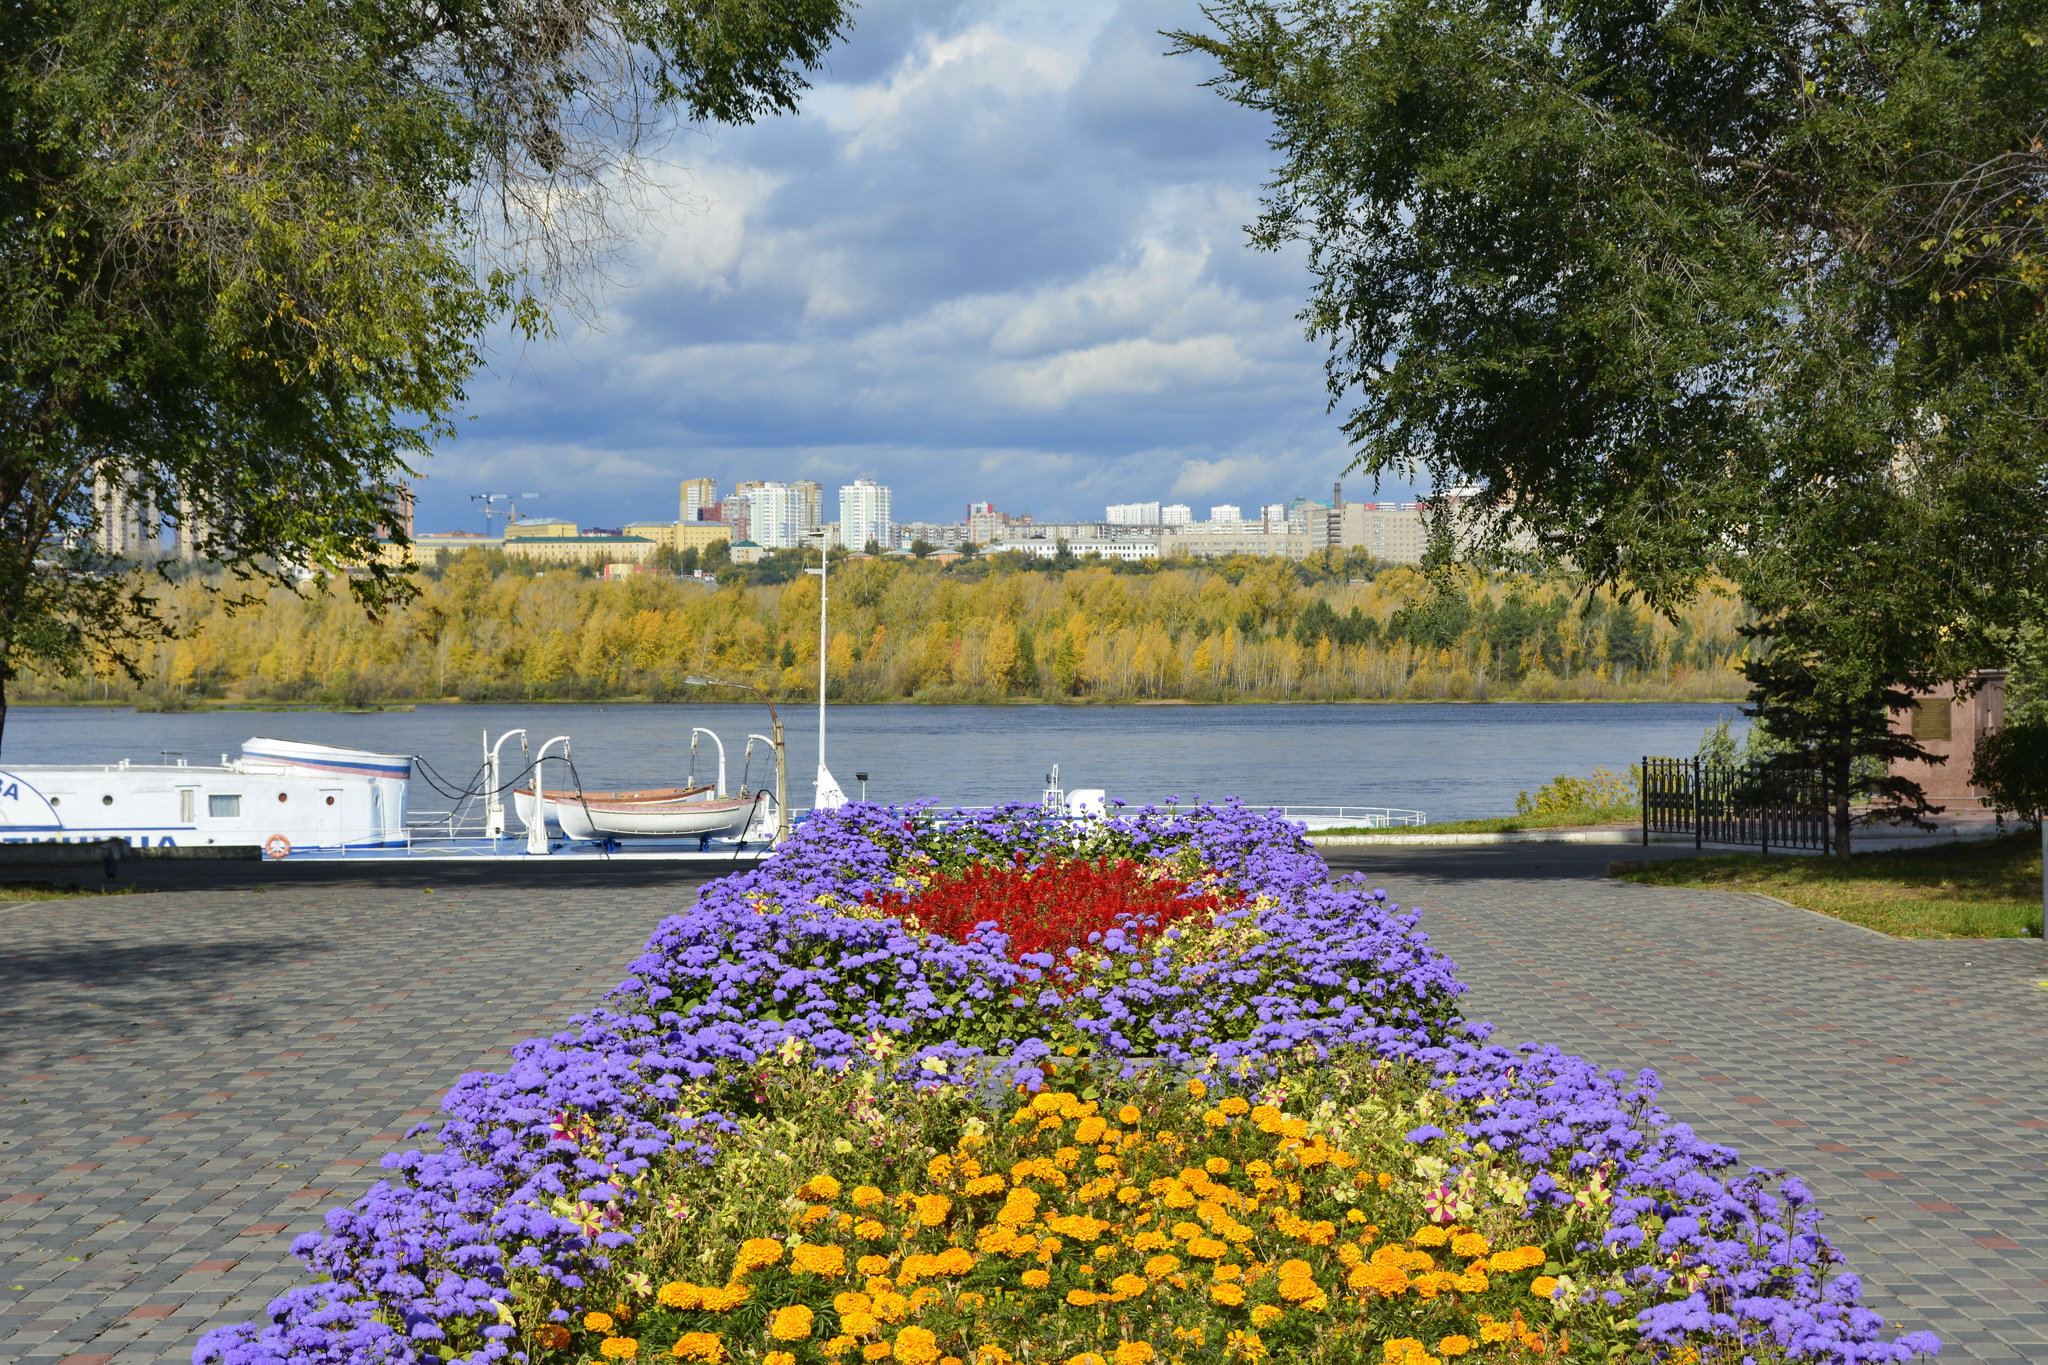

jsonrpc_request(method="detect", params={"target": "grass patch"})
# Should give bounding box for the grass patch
[1319,804,1638,836]
[0,880,137,901]
[1612,831,2046,939]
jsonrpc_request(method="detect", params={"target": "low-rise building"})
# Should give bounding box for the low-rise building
[504,517,578,540]
[991,538,1160,562]
[728,539,766,564]
[500,534,656,566]
[1158,525,1313,560]
[620,520,732,554]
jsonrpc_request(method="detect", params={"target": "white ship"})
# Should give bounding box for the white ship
[0,738,411,855]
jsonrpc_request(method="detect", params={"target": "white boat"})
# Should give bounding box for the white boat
[512,784,763,841]
[0,739,411,853]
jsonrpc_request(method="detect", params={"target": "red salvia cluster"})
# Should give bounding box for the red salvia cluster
[869,855,1230,962]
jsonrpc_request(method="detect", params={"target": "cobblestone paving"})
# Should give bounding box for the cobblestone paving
[1325,849,2048,1364]
[0,874,714,1365]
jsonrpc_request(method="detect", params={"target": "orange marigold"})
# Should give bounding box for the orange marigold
[770,1306,815,1341]
[670,1332,725,1363]
[794,1244,849,1278]
[600,1339,638,1360]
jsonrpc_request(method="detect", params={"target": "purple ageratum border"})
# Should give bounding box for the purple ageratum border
[194,800,1938,1365]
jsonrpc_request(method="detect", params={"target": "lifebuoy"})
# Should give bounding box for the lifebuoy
[264,833,292,860]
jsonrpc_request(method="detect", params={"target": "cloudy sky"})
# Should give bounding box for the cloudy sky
[417,0,1418,534]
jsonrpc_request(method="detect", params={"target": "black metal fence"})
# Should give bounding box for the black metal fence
[1641,756,1835,852]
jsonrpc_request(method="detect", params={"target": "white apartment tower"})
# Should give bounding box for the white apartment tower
[1106,501,1163,526]
[741,483,803,549]
[839,479,893,552]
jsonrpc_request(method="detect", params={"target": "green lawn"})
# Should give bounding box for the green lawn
[1611,831,2045,938]
[1318,805,1638,836]
[0,880,136,901]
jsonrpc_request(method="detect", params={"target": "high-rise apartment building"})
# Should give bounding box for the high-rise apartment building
[680,478,718,522]
[1209,505,1243,523]
[791,480,823,535]
[966,501,1012,546]
[93,472,160,560]
[1106,501,1163,525]
[1161,504,1193,526]
[741,483,803,549]
[839,479,893,552]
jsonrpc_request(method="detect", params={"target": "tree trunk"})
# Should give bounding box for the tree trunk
[1833,744,1853,859]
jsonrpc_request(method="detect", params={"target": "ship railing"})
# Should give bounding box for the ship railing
[1273,806,1426,830]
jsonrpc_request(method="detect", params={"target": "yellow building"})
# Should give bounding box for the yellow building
[622,520,731,554]
[499,535,655,566]
[504,517,578,540]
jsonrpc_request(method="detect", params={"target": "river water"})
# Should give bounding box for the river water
[4,701,1743,823]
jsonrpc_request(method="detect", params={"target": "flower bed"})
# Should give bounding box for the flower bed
[197,802,1938,1365]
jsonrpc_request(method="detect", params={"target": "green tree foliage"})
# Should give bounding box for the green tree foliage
[1181,0,2048,853]
[0,0,849,744]
[34,553,1752,706]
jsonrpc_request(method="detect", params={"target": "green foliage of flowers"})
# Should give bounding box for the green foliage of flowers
[533,1051,1631,1365]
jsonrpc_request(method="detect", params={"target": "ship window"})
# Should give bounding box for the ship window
[101,794,113,806]
[209,794,241,818]
[179,789,195,822]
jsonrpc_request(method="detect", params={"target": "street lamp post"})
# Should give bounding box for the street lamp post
[685,676,787,844]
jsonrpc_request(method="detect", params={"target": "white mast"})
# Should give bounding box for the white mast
[809,548,847,810]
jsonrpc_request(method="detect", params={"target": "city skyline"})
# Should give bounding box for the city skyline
[406,1,1426,535]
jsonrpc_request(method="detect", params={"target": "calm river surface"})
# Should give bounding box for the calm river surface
[4,702,1743,823]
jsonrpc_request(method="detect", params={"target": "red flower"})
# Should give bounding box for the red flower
[866,856,1231,962]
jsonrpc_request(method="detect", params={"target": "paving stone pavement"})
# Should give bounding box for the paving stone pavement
[1326,849,2048,1364]
[0,873,716,1365]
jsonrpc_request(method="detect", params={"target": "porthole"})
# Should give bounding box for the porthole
[324,796,335,806]
[278,792,289,803]
[101,794,113,806]
[49,797,59,806]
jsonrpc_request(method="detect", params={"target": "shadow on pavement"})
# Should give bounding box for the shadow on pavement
[11,857,739,894]
[1320,840,1708,884]
[0,937,321,1059]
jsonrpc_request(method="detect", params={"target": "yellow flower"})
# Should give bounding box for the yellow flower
[1112,1344,1154,1365]
[1477,1319,1512,1344]
[1117,1105,1141,1125]
[795,1244,849,1278]
[895,1326,941,1365]
[1223,1329,1266,1361]
[1411,1226,1450,1248]
[600,1340,639,1360]
[585,1313,617,1334]
[1066,1289,1099,1307]
[1249,1306,1282,1328]
[840,1312,880,1337]
[852,1186,888,1209]
[1143,1255,1181,1279]
[1219,1097,1250,1117]
[1203,1110,1228,1128]
[1450,1233,1489,1259]
[1075,1116,1107,1143]
[856,1220,888,1240]
[1065,1356,1107,1365]
[696,1284,750,1312]
[801,1175,844,1202]
[656,1282,699,1309]
[915,1194,953,1227]
[1111,1274,1147,1297]
[1531,1275,1560,1300]
[1210,1282,1246,1307]
[670,1333,725,1363]
[863,1344,893,1362]
[858,1255,892,1277]
[537,1325,573,1351]
[1437,1337,1473,1358]
[1205,1157,1231,1174]
[770,1306,815,1341]
[766,1355,797,1365]
[927,1155,954,1180]
[823,1337,856,1360]
[1187,1078,1207,1099]
[1021,1269,1051,1289]
[735,1238,786,1275]
[975,1348,1015,1365]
